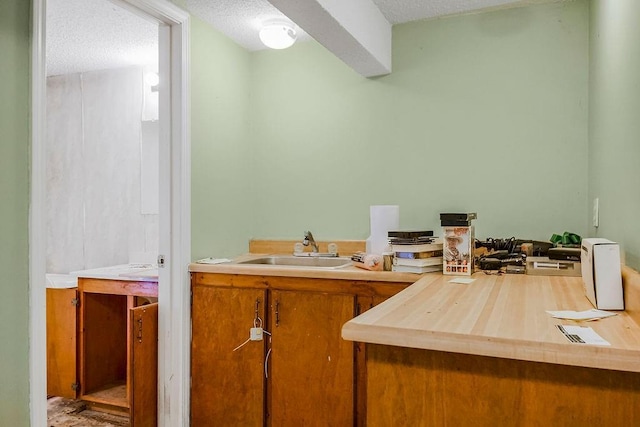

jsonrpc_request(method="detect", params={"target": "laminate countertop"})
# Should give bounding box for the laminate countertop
[342,272,640,373]
[189,254,421,283]
[70,264,159,281]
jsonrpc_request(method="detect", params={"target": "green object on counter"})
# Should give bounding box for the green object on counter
[550,232,581,246]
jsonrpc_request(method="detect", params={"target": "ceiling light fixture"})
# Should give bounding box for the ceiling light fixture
[259,20,297,50]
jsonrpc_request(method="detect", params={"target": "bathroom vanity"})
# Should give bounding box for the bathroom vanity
[78,276,158,425]
[48,266,158,426]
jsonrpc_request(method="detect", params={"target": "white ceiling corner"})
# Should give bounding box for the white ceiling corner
[268,0,392,77]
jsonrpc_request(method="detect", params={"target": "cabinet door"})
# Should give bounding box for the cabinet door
[191,285,267,427]
[47,288,78,399]
[130,302,158,427]
[268,290,355,426]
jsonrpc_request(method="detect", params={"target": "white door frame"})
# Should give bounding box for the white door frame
[29,1,191,425]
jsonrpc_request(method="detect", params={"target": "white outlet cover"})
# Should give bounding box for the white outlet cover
[593,198,599,227]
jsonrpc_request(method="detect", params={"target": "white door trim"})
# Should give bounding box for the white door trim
[29,1,191,425]
[30,1,48,425]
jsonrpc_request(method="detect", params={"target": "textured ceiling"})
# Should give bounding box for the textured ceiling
[46,0,158,76]
[372,0,536,23]
[47,0,561,76]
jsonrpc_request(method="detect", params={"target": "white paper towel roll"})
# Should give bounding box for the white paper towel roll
[366,205,399,255]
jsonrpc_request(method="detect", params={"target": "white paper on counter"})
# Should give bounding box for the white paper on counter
[196,257,232,264]
[555,325,611,346]
[448,278,476,284]
[546,309,617,321]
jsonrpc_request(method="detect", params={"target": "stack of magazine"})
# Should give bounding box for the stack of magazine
[388,231,443,273]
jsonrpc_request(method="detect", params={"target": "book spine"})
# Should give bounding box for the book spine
[391,244,443,253]
[392,265,441,273]
[395,250,443,259]
[387,230,434,238]
[393,257,443,267]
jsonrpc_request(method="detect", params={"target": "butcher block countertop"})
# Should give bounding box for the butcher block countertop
[342,271,640,373]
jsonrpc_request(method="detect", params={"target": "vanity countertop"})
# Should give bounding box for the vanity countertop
[70,264,158,281]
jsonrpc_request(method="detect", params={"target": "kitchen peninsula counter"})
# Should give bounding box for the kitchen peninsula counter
[341,269,640,426]
[342,272,640,372]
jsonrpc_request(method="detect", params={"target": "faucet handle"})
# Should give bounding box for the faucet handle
[328,243,338,255]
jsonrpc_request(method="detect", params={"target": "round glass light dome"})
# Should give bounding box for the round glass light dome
[259,21,297,50]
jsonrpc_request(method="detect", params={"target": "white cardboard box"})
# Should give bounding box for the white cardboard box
[580,238,624,310]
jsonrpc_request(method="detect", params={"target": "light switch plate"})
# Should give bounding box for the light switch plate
[593,198,599,227]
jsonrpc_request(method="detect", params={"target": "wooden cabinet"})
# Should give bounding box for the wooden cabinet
[78,278,158,426]
[354,295,388,427]
[190,272,409,426]
[191,286,267,426]
[130,303,158,426]
[47,287,79,399]
[268,290,355,426]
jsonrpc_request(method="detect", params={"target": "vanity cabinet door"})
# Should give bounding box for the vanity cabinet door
[47,288,79,399]
[191,285,267,427]
[130,302,158,427]
[268,290,355,427]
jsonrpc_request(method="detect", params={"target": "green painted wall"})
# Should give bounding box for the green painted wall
[0,0,31,424]
[190,16,254,259]
[589,0,640,269]
[2,0,630,422]
[248,1,589,243]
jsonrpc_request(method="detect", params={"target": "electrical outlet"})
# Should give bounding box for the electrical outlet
[250,327,263,341]
[593,198,599,228]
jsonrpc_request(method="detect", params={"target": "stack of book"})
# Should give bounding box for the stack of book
[388,231,443,274]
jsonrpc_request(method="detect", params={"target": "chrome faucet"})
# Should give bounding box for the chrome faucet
[295,231,338,257]
[303,231,319,253]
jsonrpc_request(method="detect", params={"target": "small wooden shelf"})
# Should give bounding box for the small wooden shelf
[82,382,129,408]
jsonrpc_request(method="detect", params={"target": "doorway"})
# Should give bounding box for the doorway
[30,0,191,425]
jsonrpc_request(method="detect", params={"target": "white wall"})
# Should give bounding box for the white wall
[46,66,158,273]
